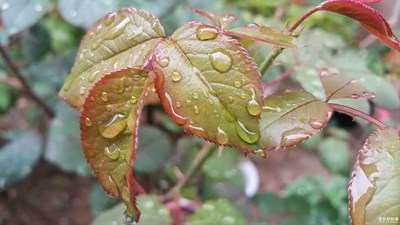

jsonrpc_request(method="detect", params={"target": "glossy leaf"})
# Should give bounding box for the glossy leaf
[260,90,333,150]
[60,8,164,109]
[302,0,400,51]
[190,7,237,29]
[349,128,400,225]
[319,69,375,101]
[152,22,263,152]
[80,68,155,221]
[188,199,246,225]
[227,25,297,48]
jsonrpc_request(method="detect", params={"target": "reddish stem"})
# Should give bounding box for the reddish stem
[263,69,294,91]
[329,103,388,129]
[289,7,321,32]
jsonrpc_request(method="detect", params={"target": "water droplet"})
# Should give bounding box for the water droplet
[101,92,108,102]
[79,87,86,95]
[236,121,259,144]
[228,96,234,103]
[280,128,312,147]
[185,100,192,106]
[176,101,182,108]
[193,105,199,114]
[104,144,120,160]
[91,39,103,50]
[84,118,92,127]
[187,125,206,136]
[99,114,127,139]
[254,149,266,158]
[88,71,100,82]
[209,49,233,73]
[193,92,199,99]
[247,90,261,116]
[105,13,116,26]
[1,2,10,10]
[165,93,187,125]
[196,24,219,41]
[216,127,229,145]
[234,81,242,88]
[208,99,214,105]
[104,16,130,40]
[34,3,43,12]
[351,94,359,99]
[128,96,137,104]
[95,24,103,34]
[172,71,182,82]
[248,23,259,28]
[126,24,144,39]
[158,56,170,67]
[263,105,281,112]
[309,121,323,130]
[240,93,246,99]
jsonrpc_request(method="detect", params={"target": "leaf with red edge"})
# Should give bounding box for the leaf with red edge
[349,128,400,225]
[319,69,375,101]
[226,25,297,48]
[296,0,400,51]
[190,7,237,29]
[152,22,263,152]
[80,68,155,221]
[260,90,332,150]
[355,0,383,3]
[59,8,165,109]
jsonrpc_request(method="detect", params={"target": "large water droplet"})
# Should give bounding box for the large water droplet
[172,71,182,82]
[196,24,219,41]
[309,120,323,130]
[130,96,137,104]
[105,16,130,40]
[234,81,242,88]
[193,105,199,114]
[79,87,86,95]
[158,56,170,67]
[99,114,127,139]
[101,92,108,102]
[280,128,312,147]
[236,121,259,144]
[84,118,92,127]
[247,99,261,116]
[209,49,233,73]
[216,127,229,145]
[176,101,182,108]
[104,144,121,160]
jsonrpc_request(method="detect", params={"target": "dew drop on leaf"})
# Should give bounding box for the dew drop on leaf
[88,72,98,83]
[99,114,127,139]
[84,118,92,127]
[185,100,192,106]
[246,99,261,116]
[254,149,266,158]
[194,105,199,114]
[234,81,242,88]
[104,144,121,160]
[172,71,182,82]
[240,93,246,100]
[216,127,229,145]
[208,99,214,105]
[130,96,137,104]
[209,49,232,73]
[105,13,116,26]
[193,92,199,99]
[105,17,130,40]
[158,56,170,68]
[101,92,109,102]
[196,24,219,41]
[175,101,182,108]
[79,87,86,95]
[228,96,234,103]
[280,128,312,147]
[309,120,323,130]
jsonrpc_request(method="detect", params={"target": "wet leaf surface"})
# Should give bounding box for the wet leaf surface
[60,8,164,109]
[260,90,332,150]
[349,128,400,225]
[80,68,154,221]
[152,22,263,152]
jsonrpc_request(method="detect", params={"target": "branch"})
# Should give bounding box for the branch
[329,103,388,129]
[262,68,294,91]
[0,45,54,118]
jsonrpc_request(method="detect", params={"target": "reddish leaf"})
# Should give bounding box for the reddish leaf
[355,0,383,3]
[191,7,237,29]
[80,68,155,221]
[349,128,400,225]
[260,90,333,150]
[152,22,263,152]
[60,8,164,109]
[227,25,297,48]
[319,69,375,101]
[292,0,400,51]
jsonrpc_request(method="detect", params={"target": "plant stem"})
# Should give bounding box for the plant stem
[329,103,388,129]
[169,143,216,196]
[262,68,294,91]
[0,45,54,118]
[259,47,283,76]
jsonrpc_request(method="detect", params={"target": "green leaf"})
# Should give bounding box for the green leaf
[80,68,155,221]
[252,192,286,214]
[45,102,91,175]
[0,83,18,115]
[227,25,297,48]
[318,137,350,175]
[260,90,332,149]
[152,22,262,152]
[294,66,326,100]
[134,126,173,173]
[1,0,49,36]
[349,128,400,225]
[60,8,165,109]
[91,195,172,225]
[188,199,247,225]
[90,182,119,216]
[21,24,51,62]
[319,69,374,101]
[0,130,42,189]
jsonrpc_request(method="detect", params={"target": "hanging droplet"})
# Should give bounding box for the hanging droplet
[101,92,108,102]
[176,101,182,108]
[209,49,233,73]
[130,96,137,104]
[99,114,127,139]
[104,144,121,160]
[79,87,86,95]
[235,121,259,144]
[172,71,182,82]
[84,118,92,127]
[234,81,242,88]
[193,92,199,100]
[247,99,261,116]
[158,56,170,67]
[194,105,199,114]
[254,149,266,158]
[216,127,229,145]
[309,120,323,130]
[280,128,312,147]
[196,24,219,41]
